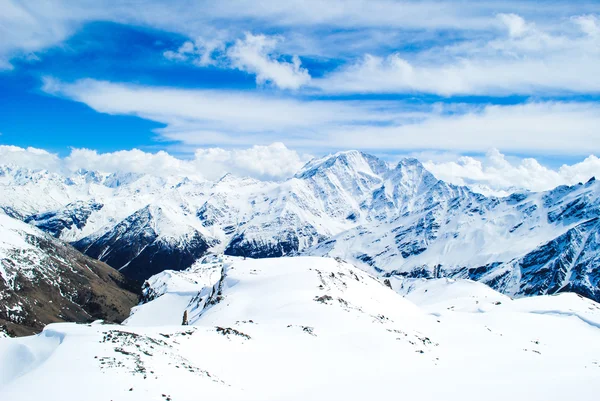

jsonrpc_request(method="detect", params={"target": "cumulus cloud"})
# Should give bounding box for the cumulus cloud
[0,146,62,171]
[423,149,600,195]
[227,33,310,89]
[191,142,310,180]
[66,143,309,180]
[64,148,198,177]
[316,13,600,95]
[0,143,310,182]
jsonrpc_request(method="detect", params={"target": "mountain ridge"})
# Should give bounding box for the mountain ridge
[2,150,600,301]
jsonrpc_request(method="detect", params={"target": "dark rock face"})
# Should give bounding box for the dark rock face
[73,206,213,281]
[547,198,589,224]
[74,207,159,270]
[515,218,600,301]
[394,211,441,259]
[197,203,226,227]
[0,229,139,337]
[391,217,600,302]
[0,206,24,220]
[225,233,300,258]
[27,201,104,237]
[118,233,212,281]
[464,263,503,281]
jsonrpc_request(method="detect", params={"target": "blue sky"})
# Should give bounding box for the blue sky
[1,0,600,180]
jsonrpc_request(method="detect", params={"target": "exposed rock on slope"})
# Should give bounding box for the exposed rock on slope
[73,205,214,281]
[0,214,139,336]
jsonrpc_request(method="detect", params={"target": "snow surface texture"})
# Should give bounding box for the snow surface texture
[2,151,600,301]
[0,256,598,400]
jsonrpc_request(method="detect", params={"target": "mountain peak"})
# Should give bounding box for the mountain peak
[388,157,438,188]
[296,150,388,179]
[396,157,422,168]
[103,171,144,188]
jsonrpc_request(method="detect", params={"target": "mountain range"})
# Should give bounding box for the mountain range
[1,150,599,302]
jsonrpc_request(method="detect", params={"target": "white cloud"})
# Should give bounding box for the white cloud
[163,37,225,66]
[162,32,310,89]
[65,143,309,181]
[0,146,62,171]
[227,33,310,89]
[42,78,600,155]
[318,102,600,154]
[0,143,310,182]
[497,13,530,38]
[2,1,599,99]
[41,77,397,144]
[0,1,459,68]
[192,142,310,180]
[423,149,600,195]
[572,14,600,38]
[64,148,198,178]
[4,1,599,69]
[163,41,196,62]
[316,13,600,95]
[0,0,81,70]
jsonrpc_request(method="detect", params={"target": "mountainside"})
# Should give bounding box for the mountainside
[0,213,139,336]
[1,152,599,301]
[1,256,598,400]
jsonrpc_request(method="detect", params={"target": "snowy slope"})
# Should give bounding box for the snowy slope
[0,256,598,400]
[2,152,600,301]
[0,213,139,336]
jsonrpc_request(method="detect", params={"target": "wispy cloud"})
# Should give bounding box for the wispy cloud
[42,77,600,155]
[3,1,598,67]
[4,0,600,167]
[315,13,600,95]
[41,77,397,138]
[162,32,313,89]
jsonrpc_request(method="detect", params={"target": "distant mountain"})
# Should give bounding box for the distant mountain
[1,152,599,302]
[0,213,139,336]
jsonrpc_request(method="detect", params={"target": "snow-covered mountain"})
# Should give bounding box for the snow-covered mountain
[1,151,599,301]
[1,256,598,400]
[0,213,139,336]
